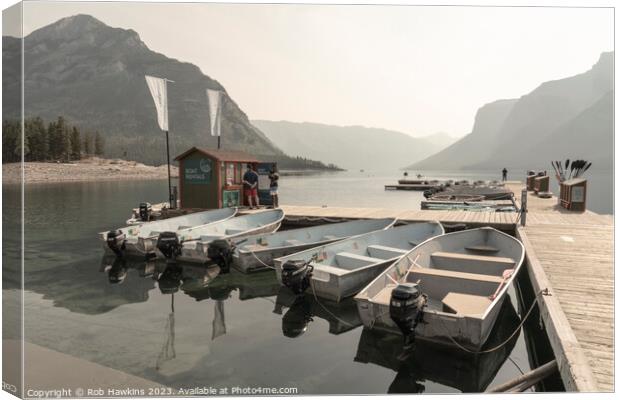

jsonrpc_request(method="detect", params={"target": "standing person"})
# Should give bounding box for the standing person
[268,164,280,208]
[502,167,508,182]
[243,164,259,209]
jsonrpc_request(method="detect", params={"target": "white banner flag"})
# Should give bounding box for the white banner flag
[145,75,169,131]
[207,89,221,137]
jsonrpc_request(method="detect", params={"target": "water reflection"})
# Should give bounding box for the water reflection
[274,288,362,336]
[354,297,521,393]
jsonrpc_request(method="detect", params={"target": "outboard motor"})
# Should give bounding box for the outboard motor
[106,229,126,257]
[423,190,433,199]
[139,202,152,222]
[207,239,235,273]
[281,260,314,295]
[389,283,427,347]
[157,232,182,262]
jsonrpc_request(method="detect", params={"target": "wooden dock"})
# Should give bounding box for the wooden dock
[506,182,614,392]
[253,180,612,392]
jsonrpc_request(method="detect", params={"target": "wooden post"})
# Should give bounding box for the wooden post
[521,189,527,226]
[487,360,558,392]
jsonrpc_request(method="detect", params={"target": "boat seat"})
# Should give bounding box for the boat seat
[407,268,503,300]
[430,251,515,276]
[322,235,339,241]
[284,239,303,246]
[335,252,383,269]
[367,245,408,259]
[442,292,492,316]
[177,225,192,230]
[225,228,245,235]
[464,245,500,253]
[411,268,503,284]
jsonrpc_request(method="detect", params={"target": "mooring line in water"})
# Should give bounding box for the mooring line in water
[440,288,549,355]
[309,279,358,328]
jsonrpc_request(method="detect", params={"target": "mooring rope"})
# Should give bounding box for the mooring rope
[438,288,548,354]
[308,279,357,328]
[247,248,277,270]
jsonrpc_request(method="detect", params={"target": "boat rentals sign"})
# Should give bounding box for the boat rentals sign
[184,158,213,184]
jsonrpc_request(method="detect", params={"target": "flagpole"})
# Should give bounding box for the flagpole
[165,130,173,207]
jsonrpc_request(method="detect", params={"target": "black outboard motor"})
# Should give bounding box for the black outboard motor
[423,190,433,199]
[157,232,182,262]
[106,229,126,257]
[207,239,235,273]
[390,283,427,347]
[139,202,152,222]
[281,260,313,295]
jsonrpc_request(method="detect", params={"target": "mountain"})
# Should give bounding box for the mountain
[420,132,458,149]
[252,120,453,171]
[410,52,613,171]
[2,14,284,165]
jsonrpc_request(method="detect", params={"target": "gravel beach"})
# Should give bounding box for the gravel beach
[2,157,179,184]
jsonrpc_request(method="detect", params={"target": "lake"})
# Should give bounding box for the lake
[5,168,609,394]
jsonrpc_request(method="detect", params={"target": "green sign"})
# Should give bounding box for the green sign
[184,158,212,184]
[223,190,240,207]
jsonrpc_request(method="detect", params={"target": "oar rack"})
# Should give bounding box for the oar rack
[559,178,587,211]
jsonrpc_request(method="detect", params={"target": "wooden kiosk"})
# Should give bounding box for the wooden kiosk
[175,147,265,209]
[559,178,587,211]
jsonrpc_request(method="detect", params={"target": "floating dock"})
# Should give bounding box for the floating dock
[241,180,613,392]
[384,183,441,190]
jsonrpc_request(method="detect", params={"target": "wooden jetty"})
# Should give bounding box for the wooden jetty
[506,182,613,392]
[384,183,440,190]
[241,180,613,392]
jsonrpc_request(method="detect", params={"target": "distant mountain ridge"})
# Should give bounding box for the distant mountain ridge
[2,14,285,165]
[252,120,457,170]
[410,52,613,171]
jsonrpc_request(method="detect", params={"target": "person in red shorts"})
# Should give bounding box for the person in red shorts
[242,163,259,209]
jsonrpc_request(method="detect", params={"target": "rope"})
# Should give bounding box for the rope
[247,248,277,270]
[438,288,548,355]
[308,278,357,327]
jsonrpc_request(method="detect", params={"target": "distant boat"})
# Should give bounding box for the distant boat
[354,227,525,350]
[274,222,444,302]
[150,209,285,266]
[100,207,237,257]
[233,218,396,273]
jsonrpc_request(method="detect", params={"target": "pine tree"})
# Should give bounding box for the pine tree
[2,120,20,163]
[47,121,59,160]
[82,133,91,156]
[94,132,104,156]
[70,126,81,160]
[25,117,47,161]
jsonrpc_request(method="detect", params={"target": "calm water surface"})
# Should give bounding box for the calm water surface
[6,169,609,394]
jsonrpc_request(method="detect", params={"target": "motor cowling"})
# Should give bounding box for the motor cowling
[139,202,152,222]
[390,283,427,346]
[157,232,182,262]
[106,229,126,257]
[207,239,235,272]
[281,260,313,295]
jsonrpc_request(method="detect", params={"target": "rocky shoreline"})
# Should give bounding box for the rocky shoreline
[2,157,179,184]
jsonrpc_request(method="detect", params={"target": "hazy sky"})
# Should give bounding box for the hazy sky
[12,1,615,137]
